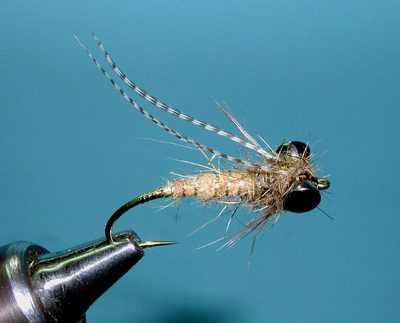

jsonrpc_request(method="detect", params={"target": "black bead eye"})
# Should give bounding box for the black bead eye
[283,180,321,213]
[276,141,311,159]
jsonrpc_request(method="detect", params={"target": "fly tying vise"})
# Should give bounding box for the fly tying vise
[75,34,331,247]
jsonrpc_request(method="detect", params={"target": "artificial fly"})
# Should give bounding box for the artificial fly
[75,34,330,248]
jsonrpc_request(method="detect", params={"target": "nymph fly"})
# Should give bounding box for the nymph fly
[75,34,330,247]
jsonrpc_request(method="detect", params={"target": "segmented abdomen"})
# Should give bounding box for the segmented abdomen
[167,170,260,201]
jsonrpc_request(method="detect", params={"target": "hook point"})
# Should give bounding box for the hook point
[137,240,177,250]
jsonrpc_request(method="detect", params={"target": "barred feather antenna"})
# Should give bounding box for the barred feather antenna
[74,35,276,170]
[74,34,330,246]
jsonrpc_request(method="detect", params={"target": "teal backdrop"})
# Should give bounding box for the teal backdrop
[1,1,399,322]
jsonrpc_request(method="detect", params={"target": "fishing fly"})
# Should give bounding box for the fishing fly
[75,34,330,247]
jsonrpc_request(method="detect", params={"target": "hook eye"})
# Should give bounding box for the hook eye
[317,177,330,190]
[276,141,311,159]
[284,179,321,213]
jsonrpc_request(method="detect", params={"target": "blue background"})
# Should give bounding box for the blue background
[1,1,399,322]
